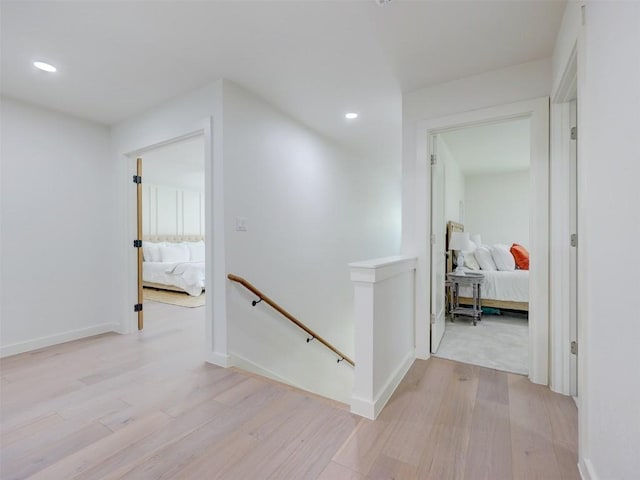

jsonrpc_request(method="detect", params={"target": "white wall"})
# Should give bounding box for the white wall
[0,97,119,356]
[110,79,401,402]
[439,137,465,225]
[561,3,640,479]
[223,81,401,402]
[402,59,551,359]
[140,137,205,237]
[551,2,582,98]
[464,170,529,246]
[142,135,205,192]
[142,184,205,237]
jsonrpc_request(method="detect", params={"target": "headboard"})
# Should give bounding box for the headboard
[143,235,204,243]
[446,221,464,273]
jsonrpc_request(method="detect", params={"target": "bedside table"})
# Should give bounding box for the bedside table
[447,272,484,326]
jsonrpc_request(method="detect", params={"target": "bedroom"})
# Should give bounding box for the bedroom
[136,135,206,330]
[432,117,531,375]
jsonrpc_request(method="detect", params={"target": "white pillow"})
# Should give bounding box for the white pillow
[185,241,205,262]
[474,246,497,271]
[463,251,481,270]
[160,244,190,263]
[142,242,164,262]
[490,244,516,271]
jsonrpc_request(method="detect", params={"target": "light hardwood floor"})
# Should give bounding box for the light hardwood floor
[0,301,578,479]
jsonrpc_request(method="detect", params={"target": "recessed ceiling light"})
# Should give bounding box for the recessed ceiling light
[345,112,358,120]
[33,61,57,73]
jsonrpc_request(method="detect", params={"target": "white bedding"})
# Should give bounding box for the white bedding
[143,261,205,296]
[459,269,529,303]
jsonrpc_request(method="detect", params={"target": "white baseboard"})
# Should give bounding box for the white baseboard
[229,353,352,405]
[228,352,295,387]
[350,394,376,420]
[578,457,599,480]
[207,351,232,368]
[0,323,119,358]
[351,349,415,419]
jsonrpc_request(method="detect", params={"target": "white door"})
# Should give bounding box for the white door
[430,135,446,352]
[569,99,578,396]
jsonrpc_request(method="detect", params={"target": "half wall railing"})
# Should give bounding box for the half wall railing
[227,274,354,367]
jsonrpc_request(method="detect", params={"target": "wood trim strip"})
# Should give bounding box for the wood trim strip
[137,158,144,330]
[227,274,354,367]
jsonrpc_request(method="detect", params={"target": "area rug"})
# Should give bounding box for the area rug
[143,288,205,308]
[434,314,528,375]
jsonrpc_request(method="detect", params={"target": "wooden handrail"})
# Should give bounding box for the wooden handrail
[227,274,355,367]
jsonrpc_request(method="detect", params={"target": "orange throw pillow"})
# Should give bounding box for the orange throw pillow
[511,244,529,270]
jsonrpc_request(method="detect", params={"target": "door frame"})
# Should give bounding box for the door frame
[121,117,228,364]
[429,134,446,352]
[414,97,550,386]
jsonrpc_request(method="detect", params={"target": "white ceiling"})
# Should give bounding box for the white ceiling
[0,1,565,162]
[440,118,530,175]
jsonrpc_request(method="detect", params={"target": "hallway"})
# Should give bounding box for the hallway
[0,302,577,479]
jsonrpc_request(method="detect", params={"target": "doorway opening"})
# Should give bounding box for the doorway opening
[415,97,549,385]
[430,118,531,375]
[130,134,206,336]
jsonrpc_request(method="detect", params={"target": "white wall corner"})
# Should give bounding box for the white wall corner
[578,457,599,480]
[350,394,377,420]
[415,347,430,360]
[207,351,232,368]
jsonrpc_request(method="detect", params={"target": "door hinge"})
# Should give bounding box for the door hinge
[570,126,577,140]
[134,303,143,312]
[430,154,437,166]
[430,313,436,324]
[570,340,578,355]
[430,234,436,245]
[133,175,142,184]
[133,239,142,248]
[570,233,578,247]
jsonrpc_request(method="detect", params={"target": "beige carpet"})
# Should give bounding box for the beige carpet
[434,314,528,375]
[143,288,205,308]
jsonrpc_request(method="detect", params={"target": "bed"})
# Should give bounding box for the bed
[142,235,205,297]
[446,221,529,311]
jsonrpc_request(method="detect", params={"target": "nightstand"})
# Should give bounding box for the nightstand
[447,272,484,326]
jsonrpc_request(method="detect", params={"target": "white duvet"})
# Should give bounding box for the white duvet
[143,261,205,296]
[458,269,529,303]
